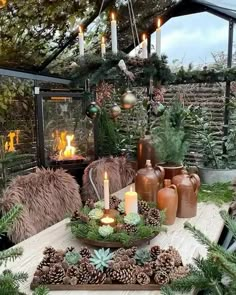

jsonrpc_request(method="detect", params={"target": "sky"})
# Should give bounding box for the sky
[151,11,236,67]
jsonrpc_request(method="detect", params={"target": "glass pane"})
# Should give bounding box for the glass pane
[42,96,94,166]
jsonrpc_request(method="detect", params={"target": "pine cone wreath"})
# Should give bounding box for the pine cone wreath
[150,245,161,260]
[110,195,121,209]
[110,268,136,284]
[48,263,65,284]
[43,246,56,257]
[88,269,107,284]
[80,247,91,258]
[156,252,175,274]
[123,224,137,234]
[136,272,150,285]
[154,270,169,285]
[165,246,183,267]
[138,200,150,215]
[169,265,190,282]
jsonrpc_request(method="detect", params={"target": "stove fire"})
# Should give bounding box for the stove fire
[51,130,85,162]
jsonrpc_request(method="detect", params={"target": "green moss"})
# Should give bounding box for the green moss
[198,182,235,205]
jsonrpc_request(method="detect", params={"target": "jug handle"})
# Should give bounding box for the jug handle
[169,184,177,192]
[190,174,201,194]
[154,165,165,182]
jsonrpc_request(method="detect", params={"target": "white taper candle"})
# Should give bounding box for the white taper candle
[104,171,110,210]
[111,13,118,54]
[156,18,161,57]
[79,26,84,56]
[142,33,148,59]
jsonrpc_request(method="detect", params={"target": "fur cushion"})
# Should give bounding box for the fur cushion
[81,157,136,201]
[0,168,82,243]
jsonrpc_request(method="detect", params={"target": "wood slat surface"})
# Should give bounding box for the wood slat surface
[0,184,229,295]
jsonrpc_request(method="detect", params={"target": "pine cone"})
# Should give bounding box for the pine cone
[154,270,169,285]
[149,208,161,220]
[66,246,75,253]
[43,246,56,257]
[138,200,150,215]
[136,272,150,285]
[165,246,183,267]
[110,195,121,209]
[77,269,90,284]
[150,245,161,260]
[85,198,95,209]
[145,216,160,226]
[110,268,136,284]
[156,252,175,274]
[123,224,137,234]
[88,269,106,284]
[66,265,80,278]
[37,256,51,270]
[169,265,190,282]
[142,262,153,276]
[48,263,65,284]
[80,247,91,259]
[71,210,89,223]
[125,247,137,258]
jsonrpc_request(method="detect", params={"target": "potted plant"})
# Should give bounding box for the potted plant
[151,110,188,179]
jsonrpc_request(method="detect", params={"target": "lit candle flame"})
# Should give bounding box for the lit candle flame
[130,185,133,192]
[142,33,146,41]
[111,12,115,21]
[104,171,108,180]
[79,26,83,34]
[157,18,161,28]
[101,36,105,44]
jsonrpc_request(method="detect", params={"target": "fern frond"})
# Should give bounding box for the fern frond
[0,247,23,266]
[0,205,23,234]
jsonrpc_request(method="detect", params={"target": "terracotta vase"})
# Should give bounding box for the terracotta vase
[172,171,201,218]
[135,160,165,203]
[158,163,183,180]
[137,135,157,169]
[157,179,178,225]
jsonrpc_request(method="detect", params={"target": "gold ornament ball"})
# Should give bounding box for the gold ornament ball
[0,0,6,8]
[121,90,137,109]
[110,103,121,118]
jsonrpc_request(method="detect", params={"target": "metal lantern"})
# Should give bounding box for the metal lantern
[120,90,137,109]
[110,103,121,119]
[86,102,101,119]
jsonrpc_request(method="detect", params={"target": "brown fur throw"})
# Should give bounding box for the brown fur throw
[81,157,136,201]
[0,168,82,243]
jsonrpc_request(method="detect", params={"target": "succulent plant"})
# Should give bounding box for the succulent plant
[98,225,114,237]
[94,200,105,209]
[118,201,125,213]
[88,208,104,220]
[124,213,141,225]
[65,251,81,265]
[134,249,152,265]
[90,248,114,271]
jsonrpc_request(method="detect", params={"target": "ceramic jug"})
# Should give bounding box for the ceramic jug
[172,171,201,218]
[137,135,157,169]
[157,179,178,225]
[135,160,165,203]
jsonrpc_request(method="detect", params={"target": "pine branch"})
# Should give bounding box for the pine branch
[161,286,177,295]
[0,270,28,294]
[220,210,236,240]
[32,286,50,295]
[0,205,23,234]
[210,251,236,280]
[0,247,23,266]
[184,222,236,264]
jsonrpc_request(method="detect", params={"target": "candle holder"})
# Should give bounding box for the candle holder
[100,209,116,227]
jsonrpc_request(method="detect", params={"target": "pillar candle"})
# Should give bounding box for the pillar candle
[156,18,161,57]
[111,13,118,54]
[79,26,84,56]
[104,171,110,209]
[125,186,138,214]
[101,36,106,58]
[142,33,148,59]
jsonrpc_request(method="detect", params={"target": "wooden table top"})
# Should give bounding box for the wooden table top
[1,184,228,295]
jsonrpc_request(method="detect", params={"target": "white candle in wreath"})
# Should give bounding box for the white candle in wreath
[125,186,138,214]
[156,18,161,57]
[142,33,148,59]
[111,12,118,54]
[104,171,110,210]
[79,26,84,56]
[101,36,106,58]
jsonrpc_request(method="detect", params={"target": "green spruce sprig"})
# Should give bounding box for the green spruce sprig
[0,205,23,234]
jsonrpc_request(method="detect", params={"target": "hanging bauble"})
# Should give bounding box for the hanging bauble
[0,0,6,8]
[120,90,137,109]
[86,102,101,119]
[110,103,121,119]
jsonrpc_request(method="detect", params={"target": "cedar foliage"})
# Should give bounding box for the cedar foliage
[161,210,236,295]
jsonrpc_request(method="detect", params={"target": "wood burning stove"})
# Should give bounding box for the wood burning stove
[35,90,95,184]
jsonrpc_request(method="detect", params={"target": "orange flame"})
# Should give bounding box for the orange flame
[101,36,105,44]
[111,12,115,21]
[130,185,133,192]
[79,26,83,34]
[104,171,108,180]
[142,33,146,41]
[157,18,161,28]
